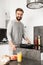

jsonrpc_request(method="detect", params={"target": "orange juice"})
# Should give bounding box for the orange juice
[17,52,22,62]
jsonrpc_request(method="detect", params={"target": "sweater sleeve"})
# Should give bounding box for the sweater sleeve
[7,20,13,42]
[22,24,25,39]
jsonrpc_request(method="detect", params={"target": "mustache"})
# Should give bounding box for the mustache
[16,17,22,21]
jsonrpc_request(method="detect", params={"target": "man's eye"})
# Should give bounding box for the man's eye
[21,14,23,16]
[18,13,20,15]
[18,13,22,15]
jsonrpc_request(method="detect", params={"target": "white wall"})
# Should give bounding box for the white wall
[0,0,43,43]
[0,0,6,28]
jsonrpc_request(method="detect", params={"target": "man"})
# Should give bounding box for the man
[7,8,31,54]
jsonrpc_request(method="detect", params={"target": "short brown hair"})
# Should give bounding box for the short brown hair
[16,8,24,13]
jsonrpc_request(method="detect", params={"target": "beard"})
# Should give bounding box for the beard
[16,17,22,21]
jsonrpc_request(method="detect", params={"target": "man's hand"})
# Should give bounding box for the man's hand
[11,44,16,50]
[25,37,31,44]
[25,40,31,44]
[9,41,17,51]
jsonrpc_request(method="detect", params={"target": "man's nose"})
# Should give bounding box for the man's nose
[18,15,21,17]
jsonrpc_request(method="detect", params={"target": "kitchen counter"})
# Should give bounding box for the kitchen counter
[0,44,41,61]
[0,44,41,65]
[6,58,41,65]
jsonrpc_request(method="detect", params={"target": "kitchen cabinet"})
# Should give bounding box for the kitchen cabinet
[0,28,7,43]
[34,26,43,52]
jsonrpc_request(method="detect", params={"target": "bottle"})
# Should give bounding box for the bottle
[38,35,40,50]
[34,36,38,50]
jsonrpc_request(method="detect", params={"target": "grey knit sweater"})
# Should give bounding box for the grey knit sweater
[7,20,25,45]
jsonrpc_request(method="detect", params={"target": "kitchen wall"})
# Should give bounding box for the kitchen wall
[0,0,43,44]
[0,0,6,28]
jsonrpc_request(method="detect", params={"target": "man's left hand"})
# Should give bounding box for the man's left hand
[25,37,31,44]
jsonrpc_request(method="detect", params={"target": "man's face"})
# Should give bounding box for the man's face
[16,11,23,21]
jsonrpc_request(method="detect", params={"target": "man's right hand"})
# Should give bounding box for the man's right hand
[11,44,16,50]
[9,41,17,51]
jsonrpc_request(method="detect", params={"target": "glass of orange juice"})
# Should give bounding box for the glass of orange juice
[17,52,22,62]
